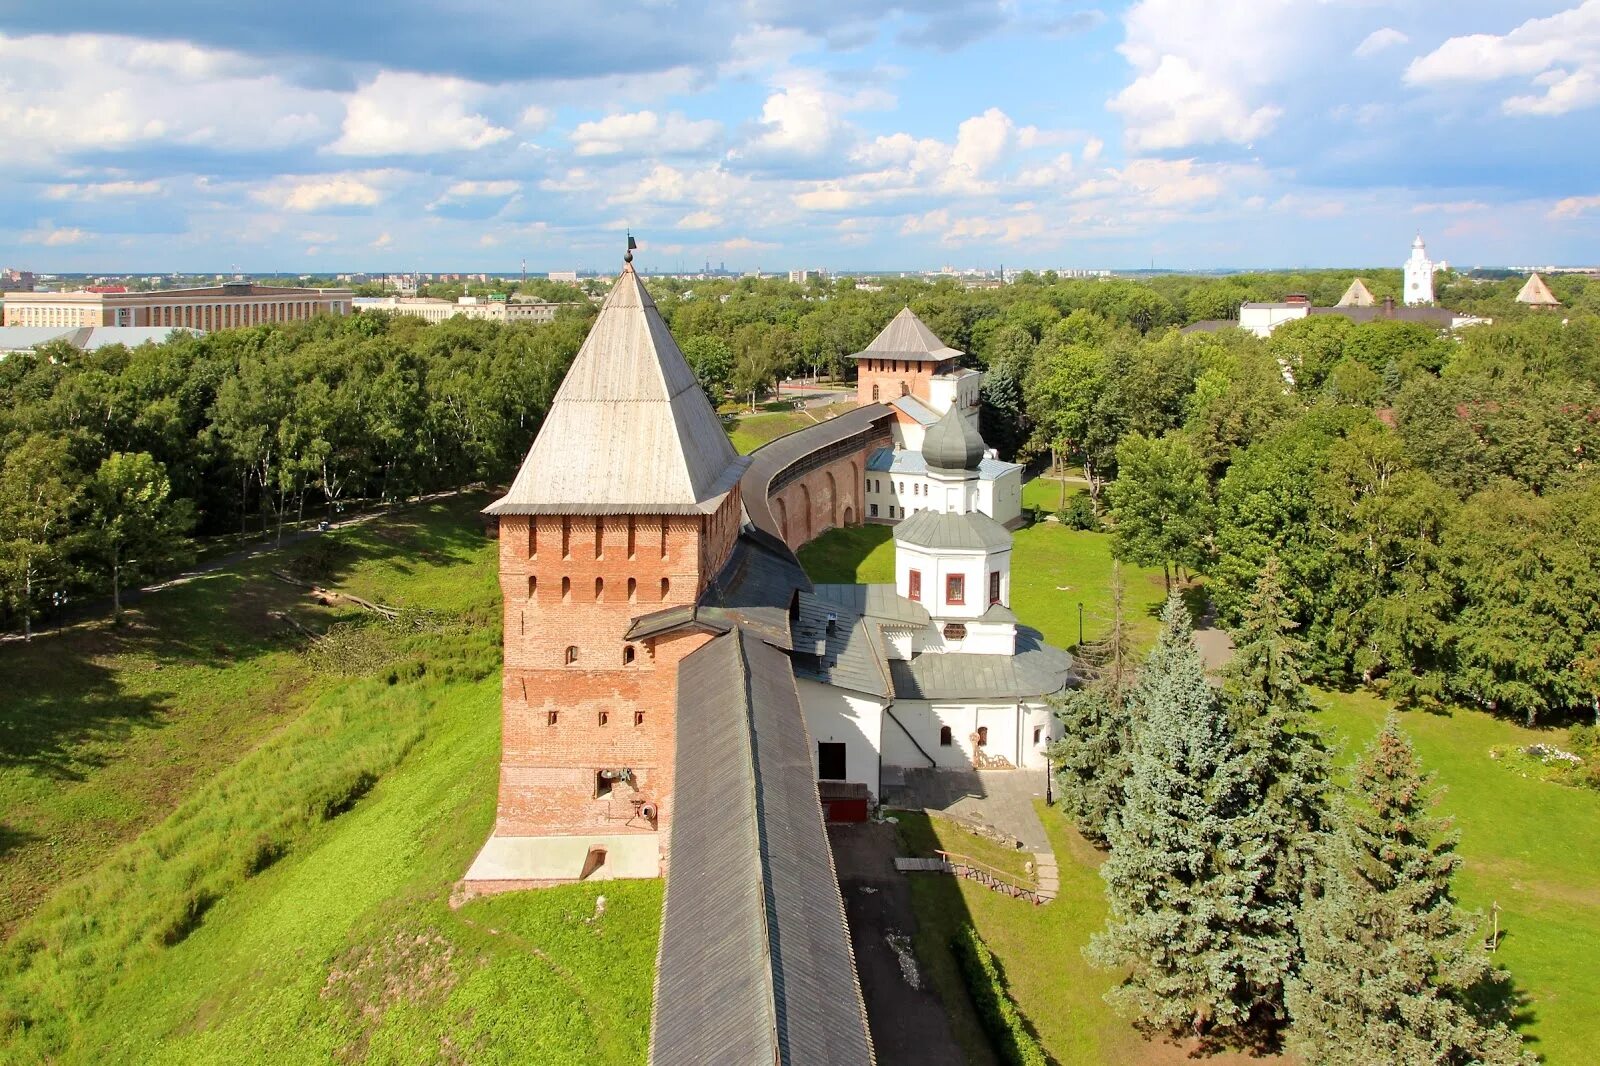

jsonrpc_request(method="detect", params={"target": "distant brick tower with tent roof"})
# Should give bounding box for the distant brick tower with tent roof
[464,244,749,887]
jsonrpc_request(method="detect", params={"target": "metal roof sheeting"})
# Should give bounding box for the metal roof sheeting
[888,625,1073,700]
[653,628,874,1066]
[792,589,891,697]
[890,394,939,425]
[848,307,962,363]
[893,509,1013,552]
[865,446,1018,481]
[486,264,749,515]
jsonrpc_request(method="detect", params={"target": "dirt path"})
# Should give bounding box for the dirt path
[2,491,465,645]
[829,822,972,1066]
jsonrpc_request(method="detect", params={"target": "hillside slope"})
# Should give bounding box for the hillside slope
[0,497,660,1063]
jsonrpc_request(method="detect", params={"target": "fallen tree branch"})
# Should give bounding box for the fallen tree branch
[269,610,328,645]
[270,570,400,620]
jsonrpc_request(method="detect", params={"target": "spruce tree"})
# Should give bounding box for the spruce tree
[1287,716,1534,1065]
[1224,558,1333,1030]
[1048,563,1136,844]
[1089,592,1289,1043]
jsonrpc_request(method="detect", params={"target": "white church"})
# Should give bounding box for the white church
[788,316,1071,800]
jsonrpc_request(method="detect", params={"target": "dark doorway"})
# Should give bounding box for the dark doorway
[818,741,848,780]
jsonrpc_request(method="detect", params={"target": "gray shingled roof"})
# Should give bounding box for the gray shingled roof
[653,628,874,1066]
[849,307,962,363]
[813,583,929,628]
[893,509,1012,552]
[792,589,891,697]
[888,626,1073,700]
[486,263,749,515]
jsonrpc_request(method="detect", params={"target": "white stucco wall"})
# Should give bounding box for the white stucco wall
[797,678,884,797]
[896,543,1010,622]
[1238,304,1309,338]
[882,701,1037,770]
[990,466,1022,526]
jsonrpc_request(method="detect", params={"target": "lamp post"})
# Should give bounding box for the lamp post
[1077,601,1084,647]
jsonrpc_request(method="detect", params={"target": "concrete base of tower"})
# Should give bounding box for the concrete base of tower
[456,832,661,898]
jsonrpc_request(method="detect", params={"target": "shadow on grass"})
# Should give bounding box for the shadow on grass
[795,524,895,585]
[0,496,490,782]
[1471,929,1540,1049]
[0,823,39,861]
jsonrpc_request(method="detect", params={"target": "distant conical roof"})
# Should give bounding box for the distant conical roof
[486,260,748,515]
[1336,278,1376,307]
[849,307,963,363]
[1516,272,1560,307]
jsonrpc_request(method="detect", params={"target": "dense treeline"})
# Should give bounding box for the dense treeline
[7,265,1600,723]
[0,309,592,635]
[1056,309,1600,726]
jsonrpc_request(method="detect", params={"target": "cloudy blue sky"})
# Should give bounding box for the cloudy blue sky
[4,1,1600,273]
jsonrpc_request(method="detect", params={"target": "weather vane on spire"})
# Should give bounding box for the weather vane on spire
[625,231,636,265]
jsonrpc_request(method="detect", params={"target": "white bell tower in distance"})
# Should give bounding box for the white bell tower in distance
[1404,233,1434,306]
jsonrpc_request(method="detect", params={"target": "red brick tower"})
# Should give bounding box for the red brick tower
[851,306,964,407]
[464,253,748,888]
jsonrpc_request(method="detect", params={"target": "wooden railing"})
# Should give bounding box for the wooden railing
[935,850,1052,905]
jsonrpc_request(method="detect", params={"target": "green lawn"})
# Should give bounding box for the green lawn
[0,496,660,1063]
[1313,690,1600,1065]
[724,400,859,454]
[797,520,1171,653]
[1020,476,1088,515]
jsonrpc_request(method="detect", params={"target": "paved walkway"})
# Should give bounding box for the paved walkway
[829,822,966,1066]
[1193,600,1238,675]
[886,767,1052,851]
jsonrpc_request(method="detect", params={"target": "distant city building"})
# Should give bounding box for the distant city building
[787,268,830,285]
[1516,272,1561,309]
[547,271,580,283]
[1,268,36,293]
[354,294,574,324]
[3,282,352,329]
[1405,233,1436,305]
[0,325,203,356]
[1199,290,1489,340]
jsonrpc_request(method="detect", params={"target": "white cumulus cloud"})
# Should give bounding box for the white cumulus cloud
[1549,192,1600,218]
[570,110,721,157]
[1406,2,1600,116]
[1355,27,1409,58]
[329,71,512,155]
[1109,0,1305,150]
[253,171,394,212]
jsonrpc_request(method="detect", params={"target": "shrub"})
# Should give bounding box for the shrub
[950,926,1048,1066]
[1057,493,1100,531]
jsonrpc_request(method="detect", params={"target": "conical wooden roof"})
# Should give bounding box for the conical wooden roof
[1336,278,1376,307]
[1516,272,1560,307]
[486,261,748,515]
[849,307,962,363]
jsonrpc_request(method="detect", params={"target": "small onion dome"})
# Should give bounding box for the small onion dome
[923,404,984,477]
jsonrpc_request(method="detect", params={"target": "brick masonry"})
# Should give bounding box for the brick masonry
[494,489,741,870]
[856,357,942,409]
[770,451,866,550]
